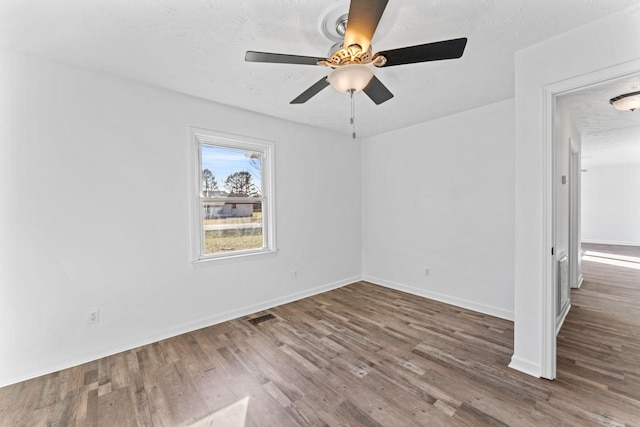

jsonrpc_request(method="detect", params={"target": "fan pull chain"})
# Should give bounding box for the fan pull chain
[349,89,356,139]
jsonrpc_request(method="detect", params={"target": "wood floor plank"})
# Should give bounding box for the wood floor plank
[3,244,640,426]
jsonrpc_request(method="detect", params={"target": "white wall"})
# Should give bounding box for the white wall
[554,97,572,270]
[553,96,582,330]
[555,97,584,287]
[362,99,515,320]
[513,6,640,377]
[0,51,362,387]
[582,165,640,245]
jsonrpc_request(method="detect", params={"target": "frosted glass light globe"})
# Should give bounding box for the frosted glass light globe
[327,64,374,93]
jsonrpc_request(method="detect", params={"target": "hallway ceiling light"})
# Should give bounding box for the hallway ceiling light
[609,90,640,111]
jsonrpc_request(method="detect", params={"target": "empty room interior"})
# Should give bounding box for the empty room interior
[1,1,640,425]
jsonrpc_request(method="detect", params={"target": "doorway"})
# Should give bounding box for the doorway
[549,72,640,378]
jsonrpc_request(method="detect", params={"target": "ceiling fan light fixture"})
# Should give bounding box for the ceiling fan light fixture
[609,90,640,111]
[246,0,467,110]
[327,64,374,93]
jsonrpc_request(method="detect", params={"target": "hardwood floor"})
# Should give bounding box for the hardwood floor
[1,249,639,426]
[555,243,640,424]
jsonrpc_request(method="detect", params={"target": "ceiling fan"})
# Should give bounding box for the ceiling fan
[245,0,467,106]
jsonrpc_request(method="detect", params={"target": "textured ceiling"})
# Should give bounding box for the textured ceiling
[559,74,640,169]
[2,0,640,137]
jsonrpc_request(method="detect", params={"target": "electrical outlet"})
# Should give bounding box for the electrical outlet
[291,270,298,279]
[425,268,431,277]
[88,309,100,325]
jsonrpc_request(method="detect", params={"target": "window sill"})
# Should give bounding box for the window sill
[191,248,278,267]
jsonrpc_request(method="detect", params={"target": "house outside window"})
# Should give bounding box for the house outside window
[191,128,276,262]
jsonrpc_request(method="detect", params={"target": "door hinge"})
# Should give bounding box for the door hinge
[551,247,555,256]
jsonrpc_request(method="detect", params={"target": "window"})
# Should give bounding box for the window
[191,128,276,262]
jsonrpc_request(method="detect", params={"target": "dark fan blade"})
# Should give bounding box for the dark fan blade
[374,37,467,67]
[343,0,388,52]
[245,51,327,66]
[363,76,393,105]
[290,77,330,104]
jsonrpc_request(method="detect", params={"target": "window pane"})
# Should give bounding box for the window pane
[201,145,262,197]
[202,201,263,255]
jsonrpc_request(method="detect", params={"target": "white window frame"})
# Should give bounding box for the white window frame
[190,127,277,263]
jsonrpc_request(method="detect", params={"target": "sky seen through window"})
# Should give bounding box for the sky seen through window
[201,145,262,193]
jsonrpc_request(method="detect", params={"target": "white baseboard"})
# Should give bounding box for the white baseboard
[582,239,640,247]
[362,275,514,321]
[509,355,541,378]
[571,274,583,289]
[0,276,359,388]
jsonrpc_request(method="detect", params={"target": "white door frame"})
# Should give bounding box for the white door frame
[540,59,640,379]
[569,138,582,290]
